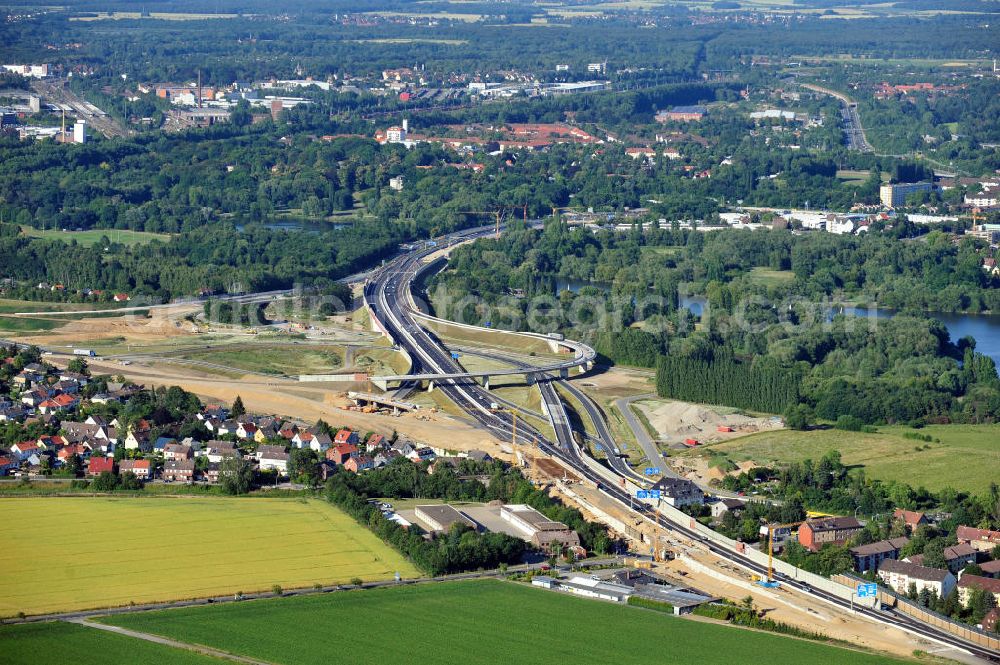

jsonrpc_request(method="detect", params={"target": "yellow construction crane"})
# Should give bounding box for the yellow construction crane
[757,521,802,588]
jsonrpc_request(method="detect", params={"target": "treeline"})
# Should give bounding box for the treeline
[655,352,801,414]
[328,457,618,557]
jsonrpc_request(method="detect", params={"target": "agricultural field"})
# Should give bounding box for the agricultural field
[100,579,910,665]
[0,622,222,665]
[0,497,418,616]
[16,225,170,247]
[681,424,1000,493]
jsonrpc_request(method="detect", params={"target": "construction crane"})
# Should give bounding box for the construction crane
[756,521,802,588]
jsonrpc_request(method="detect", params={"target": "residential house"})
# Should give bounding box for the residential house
[374,449,403,467]
[235,422,258,440]
[407,447,436,463]
[893,509,929,533]
[162,459,196,482]
[124,430,150,452]
[203,463,221,483]
[326,443,358,465]
[850,537,909,573]
[957,526,1000,553]
[979,560,1000,578]
[214,419,238,437]
[38,393,77,414]
[711,498,746,519]
[957,574,1000,606]
[119,459,152,480]
[391,440,415,457]
[333,429,359,447]
[466,449,492,463]
[36,435,68,451]
[153,437,176,453]
[878,559,956,598]
[905,544,978,574]
[293,429,333,452]
[86,456,115,477]
[57,444,88,464]
[0,456,17,475]
[259,450,289,474]
[343,455,374,474]
[651,477,704,508]
[62,421,100,443]
[797,517,863,552]
[10,441,40,460]
[205,441,238,463]
[20,388,51,408]
[0,404,27,422]
[366,433,387,451]
[163,443,193,461]
[256,444,288,460]
[980,607,1000,633]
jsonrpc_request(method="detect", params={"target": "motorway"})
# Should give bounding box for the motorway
[365,231,1000,663]
[800,83,873,153]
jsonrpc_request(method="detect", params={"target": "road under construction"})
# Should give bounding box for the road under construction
[364,224,1000,664]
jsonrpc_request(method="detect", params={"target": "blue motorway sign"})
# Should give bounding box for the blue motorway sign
[636,490,649,499]
[644,467,661,476]
[649,489,661,499]
[856,583,878,598]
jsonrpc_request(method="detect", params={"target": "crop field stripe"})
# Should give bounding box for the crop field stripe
[0,621,224,665]
[99,579,910,665]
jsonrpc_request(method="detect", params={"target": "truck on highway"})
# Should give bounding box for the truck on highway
[72,349,96,357]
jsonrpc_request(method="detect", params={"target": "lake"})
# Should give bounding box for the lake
[555,279,1000,366]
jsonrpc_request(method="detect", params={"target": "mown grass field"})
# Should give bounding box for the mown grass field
[0,497,418,616]
[0,622,222,665]
[683,424,1000,493]
[100,579,911,665]
[17,225,170,247]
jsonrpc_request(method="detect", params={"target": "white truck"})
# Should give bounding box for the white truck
[72,349,96,357]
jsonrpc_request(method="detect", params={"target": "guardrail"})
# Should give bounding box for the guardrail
[833,573,1000,653]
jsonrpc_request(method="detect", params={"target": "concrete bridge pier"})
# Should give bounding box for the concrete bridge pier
[425,380,435,393]
[481,375,491,390]
[559,367,569,379]
[525,374,536,386]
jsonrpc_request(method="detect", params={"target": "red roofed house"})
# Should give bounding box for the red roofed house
[366,433,386,450]
[87,456,115,477]
[0,456,18,475]
[119,459,152,480]
[334,429,359,446]
[11,441,40,460]
[893,509,929,533]
[798,516,863,552]
[981,608,1000,633]
[113,293,130,302]
[957,525,1000,553]
[343,455,374,474]
[38,393,78,414]
[326,443,358,465]
[57,444,88,463]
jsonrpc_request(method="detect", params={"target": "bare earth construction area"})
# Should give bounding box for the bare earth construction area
[0,497,418,616]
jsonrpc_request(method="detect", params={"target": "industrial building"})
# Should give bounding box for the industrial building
[413,504,478,533]
[499,503,581,553]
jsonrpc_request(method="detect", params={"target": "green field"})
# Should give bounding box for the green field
[746,267,796,286]
[17,225,170,247]
[0,316,60,332]
[0,497,418,616]
[100,580,910,665]
[0,622,222,665]
[174,344,345,375]
[683,424,1000,493]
